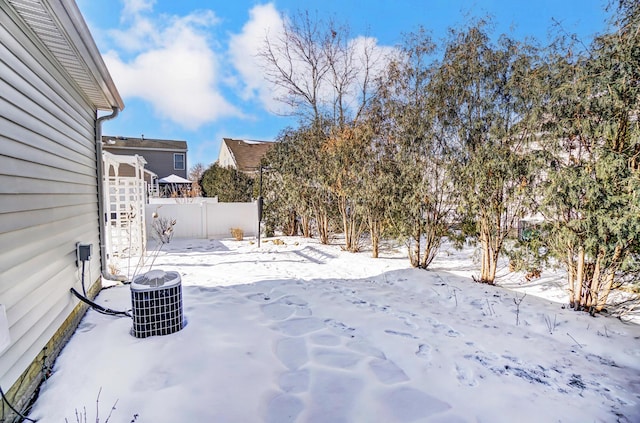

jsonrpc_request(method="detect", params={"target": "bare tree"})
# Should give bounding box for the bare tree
[260,10,330,123]
[188,163,206,197]
[260,11,385,125]
[259,10,388,248]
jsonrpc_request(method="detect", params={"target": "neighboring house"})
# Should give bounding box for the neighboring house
[103,136,188,180]
[217,138,275,174]
[0,0,123,419]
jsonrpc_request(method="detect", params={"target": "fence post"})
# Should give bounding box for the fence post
[201,200,207,239]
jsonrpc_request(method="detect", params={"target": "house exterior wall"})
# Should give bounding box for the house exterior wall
[217,142,236,168]
[104,147,188,179]
[0,0,109,415]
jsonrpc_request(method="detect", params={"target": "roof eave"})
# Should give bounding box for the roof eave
[8,0,124,111]
[47,0,124,110]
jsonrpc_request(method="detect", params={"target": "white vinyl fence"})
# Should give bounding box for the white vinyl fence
[146,198,258,240]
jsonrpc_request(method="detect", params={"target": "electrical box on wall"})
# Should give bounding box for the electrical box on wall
[76,243,92,266]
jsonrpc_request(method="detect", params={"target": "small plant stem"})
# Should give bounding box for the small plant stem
[567,332,583,348]
[513,293,526,326]
[96,387,101,423]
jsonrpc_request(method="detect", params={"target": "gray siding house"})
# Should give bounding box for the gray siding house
[0,0,123,418]
[103,136,189,180]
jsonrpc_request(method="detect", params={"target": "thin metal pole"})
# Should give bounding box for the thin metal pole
[258,165,263,248]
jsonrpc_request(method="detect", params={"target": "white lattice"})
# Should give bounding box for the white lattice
[103,152,149,261]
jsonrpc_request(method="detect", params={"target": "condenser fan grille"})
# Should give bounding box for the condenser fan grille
[131,270,184,338]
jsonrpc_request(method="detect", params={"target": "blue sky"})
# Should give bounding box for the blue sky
[77,0,611,169]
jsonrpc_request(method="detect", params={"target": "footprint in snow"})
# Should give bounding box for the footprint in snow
[312,348,362,369]
[380,386,451,421]
[260,293,309,320]
[265,393,303,423]
[310,333,341,346]
[246,292,272,302]
[384,329,419,339]
[306,371,363,423]
[132,368,176,391]
[624,348,640,358]
[295,307,313,317]
[346,339,387,360]
[416,343,432,361]
[399,315,420,330]
[275,337,308,370]
[277,295,308,307]
[455,364,479,387]
[445,328,461,337]
[272,317,325,336]
[424,316,440,326]
[324,318,356,338]
[262,303,295,320]
[369,358,409,384]
[425,316,463,337]
[278,369,310,393]
[351,298,369,307]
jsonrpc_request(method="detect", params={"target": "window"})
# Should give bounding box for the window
[174,153,185,170]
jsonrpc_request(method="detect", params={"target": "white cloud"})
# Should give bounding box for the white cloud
[105,3,239,130]
[103,1,398,130]
[228,3,287,114]
[347,35,399,94]
[121,0,155,18]
[228,4,398,120]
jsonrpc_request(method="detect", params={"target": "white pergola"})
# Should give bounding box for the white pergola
[102,152,155,269]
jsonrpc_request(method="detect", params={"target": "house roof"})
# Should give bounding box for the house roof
[6,0,124,111]
[222,138,275,172]
[102,136,188,152]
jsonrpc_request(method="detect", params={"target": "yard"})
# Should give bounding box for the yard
[28,236,640,422]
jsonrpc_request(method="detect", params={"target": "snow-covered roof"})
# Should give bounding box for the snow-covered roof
[158,174,192,184]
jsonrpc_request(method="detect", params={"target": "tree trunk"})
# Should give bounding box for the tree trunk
[489,246,499,283]
[370,217,381,259]
[480,235,491,282]
[575,246,585,310]
[420,227,441,269]
[595,244,623,312]
[479,224,499,284]
[366,211,382,259]
[479,243,499,283]
[566,246,576,309]
[353,219,365,252]
[339,196,352,250]
[408,226,421,267]
[371,231,380,258]
[301,214,311,238]
[285,210,299,236]
[587,252,603,311]
[314,206,330,244]
[318,215,329,244]
[338,195,364,253]
[596,271,615,313]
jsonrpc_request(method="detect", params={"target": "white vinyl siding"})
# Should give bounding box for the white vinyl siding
[217,143,236,169]
[0,5,102,390]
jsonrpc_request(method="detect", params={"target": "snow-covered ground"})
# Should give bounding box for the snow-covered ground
[29,236,640,422]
